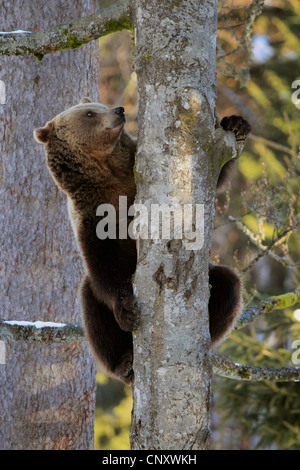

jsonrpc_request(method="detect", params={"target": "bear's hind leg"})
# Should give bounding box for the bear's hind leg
[81,276,134,385]
[208,264,242,348]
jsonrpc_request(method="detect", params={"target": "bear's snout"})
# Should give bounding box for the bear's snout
[113,107,125,118]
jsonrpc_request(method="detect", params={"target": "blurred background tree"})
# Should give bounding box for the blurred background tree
[94,0,300,450]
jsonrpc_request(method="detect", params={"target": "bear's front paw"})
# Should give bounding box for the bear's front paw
[113,293,140,333]
[220,115,251,142]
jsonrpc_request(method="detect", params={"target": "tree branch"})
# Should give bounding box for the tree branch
[1,288,299,343]
[0,1,132,61]
[212,353,300,382]
[236,288,300,330]
[0,319,85,343]
[248,134,295,157]
[2,310,300,384]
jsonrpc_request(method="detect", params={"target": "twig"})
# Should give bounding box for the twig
[229,216,294,273]
[235,287,300,330]
[248,134,295,156]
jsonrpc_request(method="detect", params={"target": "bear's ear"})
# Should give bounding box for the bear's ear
[79,97,92,104]
[33,123,51,144]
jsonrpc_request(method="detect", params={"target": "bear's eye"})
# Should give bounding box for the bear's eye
[86,110,96,118]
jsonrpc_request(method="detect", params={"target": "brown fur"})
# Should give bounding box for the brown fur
[34,100,250,384]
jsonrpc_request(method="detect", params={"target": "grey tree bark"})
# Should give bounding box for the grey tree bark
[130,0,219,450]
[0,1,99,450]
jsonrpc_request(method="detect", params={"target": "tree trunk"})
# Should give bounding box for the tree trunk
[130,0,218,450]
[0,1,99,450]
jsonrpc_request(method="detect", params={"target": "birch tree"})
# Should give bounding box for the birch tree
[1,0,300,451]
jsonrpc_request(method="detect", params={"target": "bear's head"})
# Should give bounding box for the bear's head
[34,98,126,156]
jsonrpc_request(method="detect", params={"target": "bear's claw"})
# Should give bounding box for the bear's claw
[113,293,140,332]
[220,115,251,141]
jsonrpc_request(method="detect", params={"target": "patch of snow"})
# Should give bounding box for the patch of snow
[4,320,67,329]
[0,30,32,34]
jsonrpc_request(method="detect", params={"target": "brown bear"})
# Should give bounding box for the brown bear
[34,98,251,385]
